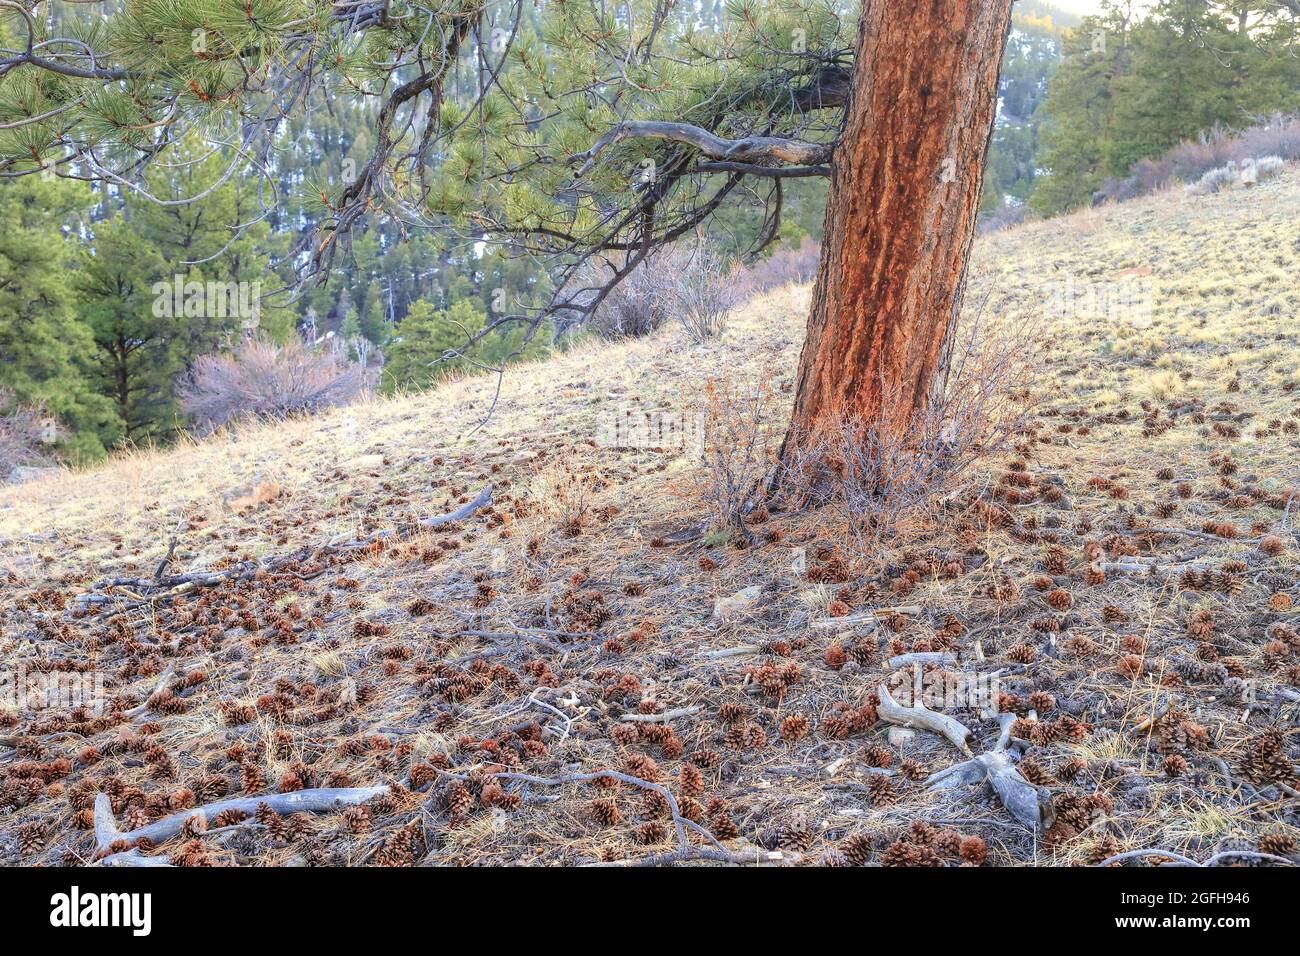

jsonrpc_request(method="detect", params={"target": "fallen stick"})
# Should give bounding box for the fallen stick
[810,605,921,630]
[887,652,957,669]
[620,706,703,723]
[876,684,972,754]
[1094,848,1295,868]
[338,484,496,548]
[95,848,176,868]
[697,646,762,660]
[123,664,177,720]
[925,714,1054,834]
[74,487,495,608]
[1119,526,1262,545]
[597,846,789,867]
[93,785,389,854]
[1131,695,1173,736]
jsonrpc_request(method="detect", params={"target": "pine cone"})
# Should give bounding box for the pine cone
[635,821,666,845]
[590,798,621,827]
[1257,833,1296,858]
[777,811,813,852]
[840,832,873,866]
[881,840,943,867]
[678,763,704,801]
[959,835,987,866]
[342,805,371,833]
[1241,730,1296,786]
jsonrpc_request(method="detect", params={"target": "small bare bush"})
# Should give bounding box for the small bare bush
[668,243,739,343]
[1254,155,1285,182]
[579,253,672,339]
[529,462,597,536]
[686,374,784,534]
[0,389,58,475]
[581,241,738,342]
[978,202,1035,235]
[180,337,367,434]
[784,315,1038,553]
[1098,114,1300,204]
[1185,162,1240,196]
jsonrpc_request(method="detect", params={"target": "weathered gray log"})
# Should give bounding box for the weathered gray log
[973,750,1055,832]
[96,848,176,867]
[94,786,388,853]
[620,706,704,723]
[876,684,972,754]
[887,652,957,668]
[925,713,1053,833]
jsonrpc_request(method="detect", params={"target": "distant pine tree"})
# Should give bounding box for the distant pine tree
[0,177,117,460]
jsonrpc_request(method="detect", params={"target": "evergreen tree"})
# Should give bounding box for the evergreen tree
[0,176,116,459]
[1030,11,1131,215]
[382,298,487,393]
[75,218,174,442]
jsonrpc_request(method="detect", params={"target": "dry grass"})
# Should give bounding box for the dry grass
[2,170,1299,868]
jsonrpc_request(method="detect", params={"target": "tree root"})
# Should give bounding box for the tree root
[1094,848,1295,867]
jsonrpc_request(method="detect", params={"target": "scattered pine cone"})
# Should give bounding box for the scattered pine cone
[778,812,813,852]
[1162,754,1188,777]
[881,840,943,867]
[589,798,621,827]
[1006,643,1036,664]
[1046,588,1072,610]
[959,835,987,866]
[1241,730,1296,786]
[1257,833,1296,858]
[689,749,721,770]
[706,798,738,840]
[341,805,371,833]
[780,713,810,743]
[866,774,896,806]
[840,832,872,866]
[678,763,704,801]
[635,821,667,845]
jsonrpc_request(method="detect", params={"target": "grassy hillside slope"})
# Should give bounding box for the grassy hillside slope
[2,170,1297,867]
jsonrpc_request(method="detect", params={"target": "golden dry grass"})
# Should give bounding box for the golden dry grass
[2,169,1298,868]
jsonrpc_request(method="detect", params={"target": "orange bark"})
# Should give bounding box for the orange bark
[784,0,1014,451]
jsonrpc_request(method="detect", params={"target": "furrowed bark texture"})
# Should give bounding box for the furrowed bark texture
[784,0,1014,449]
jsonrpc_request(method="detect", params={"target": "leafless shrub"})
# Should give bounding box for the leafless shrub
[1255,155,1286,182]
[1185,162,1241,196]
[0,389,58,475]
[978,203,1035,235]
[529,462,597,536]
[783,313,1039,554]
[179,337,367,434]
[686,374,784,535]
[730,238,822,300]
[582,241,739,342]
[1097,114,1300,205]
[669,242,740,343]
[579,252,673,339]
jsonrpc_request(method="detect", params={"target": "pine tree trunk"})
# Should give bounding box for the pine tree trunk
[782,0,1014,456]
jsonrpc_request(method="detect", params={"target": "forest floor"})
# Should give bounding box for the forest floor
[2,170,1299,867]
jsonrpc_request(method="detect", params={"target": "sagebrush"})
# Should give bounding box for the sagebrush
[179,338,367,434]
